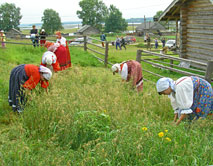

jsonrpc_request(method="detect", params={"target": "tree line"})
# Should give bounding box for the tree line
[0,0,128,34]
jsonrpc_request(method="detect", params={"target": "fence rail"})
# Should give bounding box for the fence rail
[136,49,213,83]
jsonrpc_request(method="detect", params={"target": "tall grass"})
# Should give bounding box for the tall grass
[0,44,212,165]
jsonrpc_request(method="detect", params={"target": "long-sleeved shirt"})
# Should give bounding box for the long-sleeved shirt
[23,64,49,90]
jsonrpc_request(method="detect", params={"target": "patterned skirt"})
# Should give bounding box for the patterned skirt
[8,64,29,113]
[190,76,213,119]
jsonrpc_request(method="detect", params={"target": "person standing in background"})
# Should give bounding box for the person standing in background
[39,29,47,46]
[100,33,106,47]
[120,36,126,50]
[30,25,39,47]
[0,30,6,48]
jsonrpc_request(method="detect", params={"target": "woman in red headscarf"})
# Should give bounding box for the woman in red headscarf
[55,31,71,68]
[44,41,68,70]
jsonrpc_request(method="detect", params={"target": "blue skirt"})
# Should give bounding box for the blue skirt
[191,76,213,119]
[8,64,29,113]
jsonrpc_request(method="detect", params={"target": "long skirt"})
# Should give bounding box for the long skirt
[66,41,72,67]
[8,64,29,112]
[54,45,68,70]
[191,76,213,119]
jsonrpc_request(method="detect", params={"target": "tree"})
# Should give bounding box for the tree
[104,5,128,33]
[77,0,108,30]
[41,9,63,35]
[153,10,163,20]
[0,3,22,31]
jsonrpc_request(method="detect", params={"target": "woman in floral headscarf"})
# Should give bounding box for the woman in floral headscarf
[156,76,213,125]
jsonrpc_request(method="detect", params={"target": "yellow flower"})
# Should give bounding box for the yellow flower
[165,130,168,133]
[103,110,107,113]
[158,132,164,137]
[165,137,172,142]
[141,127,148,131]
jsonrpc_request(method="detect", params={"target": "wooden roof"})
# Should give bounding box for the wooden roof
[158,0,189,21]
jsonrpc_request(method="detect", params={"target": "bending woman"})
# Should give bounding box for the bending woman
[8,64,52,113]
[156,76,213,125]
[41,51,60,72]
[111,60,143,92]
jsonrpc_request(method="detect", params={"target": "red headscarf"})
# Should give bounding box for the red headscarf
[44,41,54,48]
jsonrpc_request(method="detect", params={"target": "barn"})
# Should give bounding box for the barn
[77,25,100,35]
[158,0,213,69]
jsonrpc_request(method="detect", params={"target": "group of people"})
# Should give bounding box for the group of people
[30,25,47,47]
[8,31,72,113]
[115,36,126,50]
[0,30,6,48]
[144,34,166,51]
[112,60,213,125]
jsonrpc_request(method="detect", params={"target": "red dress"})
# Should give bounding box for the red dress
[23,64,49,90]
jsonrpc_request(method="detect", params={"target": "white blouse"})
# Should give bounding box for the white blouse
[168,76,194,116]
[56,37,66,47]
[119,63,128,80]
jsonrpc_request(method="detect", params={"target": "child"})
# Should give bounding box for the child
[0,30,6,48]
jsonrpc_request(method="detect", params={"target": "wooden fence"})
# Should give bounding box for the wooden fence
[136,50,213,83]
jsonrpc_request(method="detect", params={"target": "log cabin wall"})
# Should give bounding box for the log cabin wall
[182,0,213,69]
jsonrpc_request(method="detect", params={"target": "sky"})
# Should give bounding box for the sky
[0,0,173,24]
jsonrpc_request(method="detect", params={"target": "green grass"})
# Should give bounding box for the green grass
[0,42,212,165]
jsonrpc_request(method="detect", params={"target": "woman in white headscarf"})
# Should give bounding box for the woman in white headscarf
[8,64,52,113]
[156,76,213,125]
[41,51,60,72]
[112,60,143,92]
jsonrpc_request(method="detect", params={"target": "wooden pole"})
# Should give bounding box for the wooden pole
[175,19,178,49]
[104,42,109,67]
[205,60,213,83]
[136,50,142,63]
[84,36,87,51]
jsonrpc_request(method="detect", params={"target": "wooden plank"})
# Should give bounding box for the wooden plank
[187,11,213,16]
[87,41,105,49]
[187,24,213,30]
[187,51,213,62]
[187,19,213,24]
[87,47,105,56]
[142,50,207,66]
[187,29,213,35]
[186,47,213,56]
[187,33,213,40]
[187,38,213,45]
[187,6,213,12]
[187,42,213,51]
[187,15,213,20]
[142,59,205,78]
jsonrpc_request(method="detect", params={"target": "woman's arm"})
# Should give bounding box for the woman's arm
[176,114,187,126]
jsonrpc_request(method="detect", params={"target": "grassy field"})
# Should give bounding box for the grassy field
[0,42,213,165]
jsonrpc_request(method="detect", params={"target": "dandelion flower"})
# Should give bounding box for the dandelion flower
[165,130,168,133]
[158,132,164,137]
[142,127,148,131]
[103,110,107,113]
[165,137,171,142]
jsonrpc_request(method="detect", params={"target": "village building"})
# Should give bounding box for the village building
[135,22,166,36]
[6,28,23,39]
[158,0,213,69]
[76,25,100,35]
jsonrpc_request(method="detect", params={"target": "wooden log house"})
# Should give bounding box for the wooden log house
[158,0,213,69]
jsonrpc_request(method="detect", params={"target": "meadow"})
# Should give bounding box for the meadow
[0,41,213,165]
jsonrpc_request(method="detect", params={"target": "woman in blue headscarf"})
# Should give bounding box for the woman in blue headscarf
[156,76,213,125]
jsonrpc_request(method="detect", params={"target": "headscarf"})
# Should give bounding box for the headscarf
[44,41,54,48]
[156,77,175,92]
[39,65,52,80]
[43,51,56,65]
[55,31,61,38]
[111,63,121,75]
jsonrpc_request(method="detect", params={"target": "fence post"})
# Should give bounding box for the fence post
[136,49,142,63]
[84,36,87,51]
[104,42,109,67]
[170,60,173,68]
[205,60,213,83]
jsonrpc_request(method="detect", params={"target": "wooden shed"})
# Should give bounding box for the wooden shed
[6,28,22,39]
[158,0,213,69]
[77,25,100,35]
[135,22,166,36]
